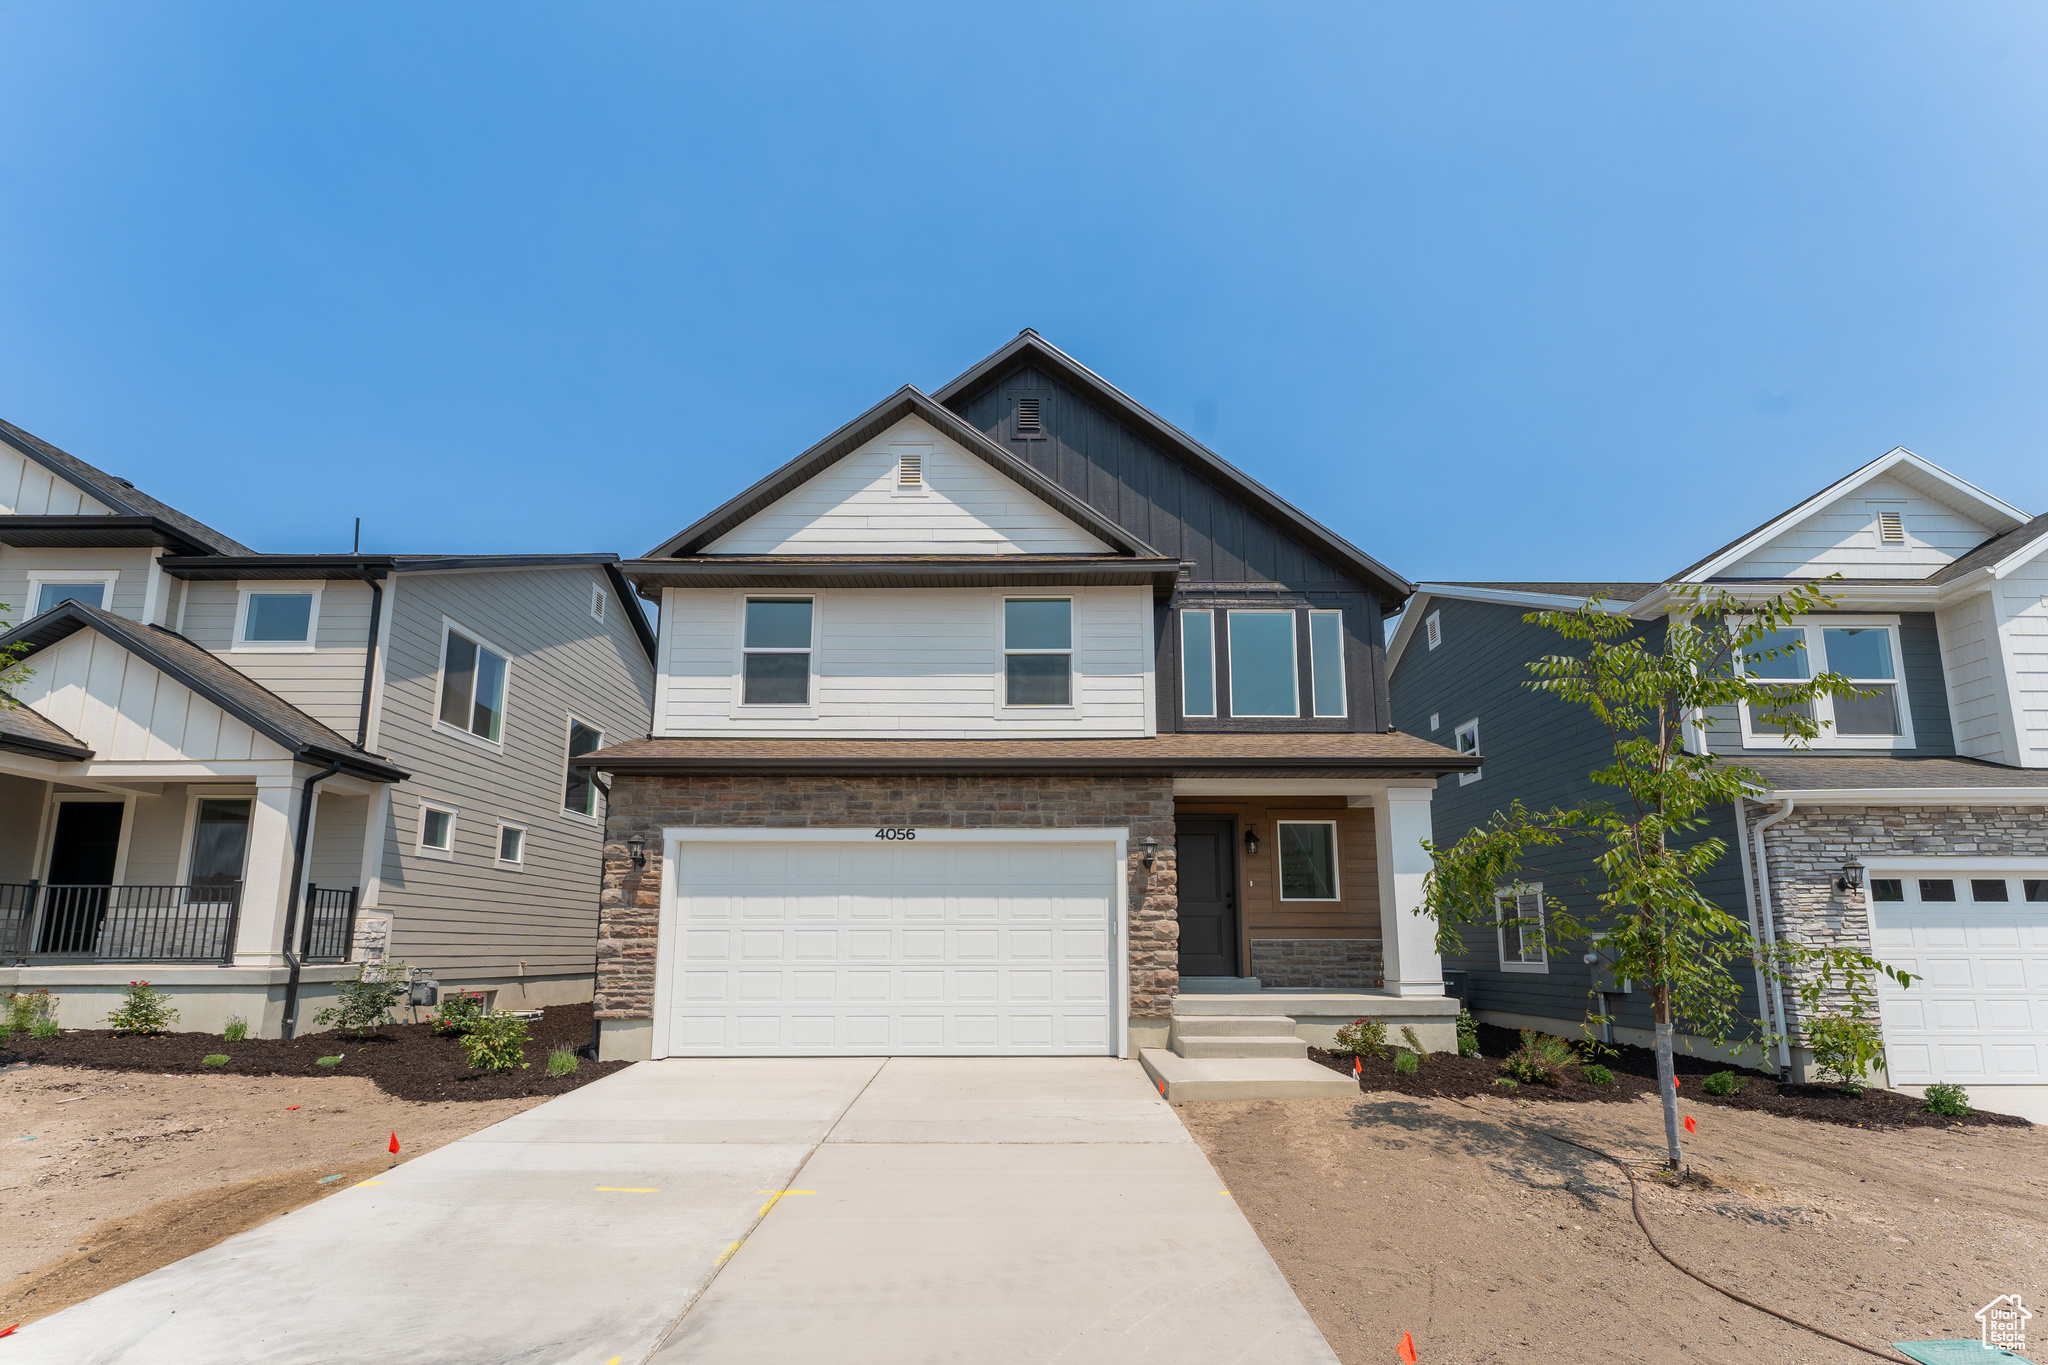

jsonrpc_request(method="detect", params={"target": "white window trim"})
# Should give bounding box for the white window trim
[495,820,527,869]
[1496,882,1548,974]
[1180,609,1217,718]
[172,787,258,885]
[590,582,607,623]
[561,713,604,822]
[1308,608,1347,719]
[1226,608,1301,719]
[1455,718,1481,785]
[22,570,121,622]
[999,595,1078,713]
[1735,615,1917,751]
[416,800,458,861]
[1425,611,1442,650]
[231,580,324,652]
[1275,820,1341,902]
[731,594,819,715]
[431,617,513,753]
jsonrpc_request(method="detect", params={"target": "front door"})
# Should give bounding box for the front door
[1175,816,1239,978]
[41,801,124,954]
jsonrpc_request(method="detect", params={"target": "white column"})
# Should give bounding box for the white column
[1371,786,1445,998]
[233,777,302,966]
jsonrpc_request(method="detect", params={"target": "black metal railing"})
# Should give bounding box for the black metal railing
[301,884,360,964]
[1,882,244,965]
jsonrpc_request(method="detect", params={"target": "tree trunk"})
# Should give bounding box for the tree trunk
[1653,984,1683,1168]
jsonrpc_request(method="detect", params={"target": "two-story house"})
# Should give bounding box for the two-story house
[1389,448,2048,1105]
[0,417,656,1036]
[579,331,1476,1097]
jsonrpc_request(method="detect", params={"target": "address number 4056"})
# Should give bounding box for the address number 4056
[873,827,917,840]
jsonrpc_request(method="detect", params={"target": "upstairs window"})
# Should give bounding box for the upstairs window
[239,590,316,647]
[1004,598,1072,705]
[742,598,814,705]
[1738,618,1910,745]
[1227,610,1298,717]
[1455,718,1481,785]
[31,577,111,614]
[438,625,508,744]
[564,718,603,817]
[1180,611,1216,718]
[1308,610,1346,718]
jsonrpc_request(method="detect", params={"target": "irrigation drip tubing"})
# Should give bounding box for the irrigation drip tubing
[1435,1092,1915,1365]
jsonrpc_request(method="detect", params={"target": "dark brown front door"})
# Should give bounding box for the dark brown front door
[1175,816,1238,978]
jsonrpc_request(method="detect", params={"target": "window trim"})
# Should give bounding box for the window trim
[1225,609,1301,719]
[494,820,527,869]
[1308,609,1347,718]
[1000,595,1076,711]
[416,801,458,861]
[431,619,512,752]
[1275,820,1341,902]
[561,714,604,821]
[1454,718,1481,785]
[22,570,120,622]
[1734,615,1917,750]
[231,580,324,653]
[735,595,818,710]
[172,786,258,886]
[1180,609,1217,718]
[1496,882,1548,974]
[1425,610,1442,650]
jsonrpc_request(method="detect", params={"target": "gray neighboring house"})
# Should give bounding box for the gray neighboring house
[1388,447,2048,1100]
[0,417,657,1035]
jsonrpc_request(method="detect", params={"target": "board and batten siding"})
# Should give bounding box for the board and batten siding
[13,627,295,764]
[1722,476,1997,580]
[0,546,158,627]
[1699,611,1956,759]
[0,446,112,517]
[656,585,1152,738]
[177,578,375,734]
[371,566,654,981]
[705,414,1110,556]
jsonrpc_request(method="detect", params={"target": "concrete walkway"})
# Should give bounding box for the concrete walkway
[11,1058,1337,1365]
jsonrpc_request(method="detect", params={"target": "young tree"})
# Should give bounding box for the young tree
[1421,580,1915,1167]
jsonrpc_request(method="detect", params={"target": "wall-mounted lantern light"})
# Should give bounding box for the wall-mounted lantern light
[1243,827,1261,857]
[1835,856,1864,893]
[627,835,647,868]
[1140,836,1159,870]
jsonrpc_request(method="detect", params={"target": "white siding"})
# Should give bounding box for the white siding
[658,586,1152,738]
[0,445,112,516]
[0,546,157,626]
[1997,558,2048,767]
[0,775,46,880]
[12,628,293,763]
[178,578,375,733]
[122,788,191,883]
[705,415,1111,555]
[1725,477,1997,580]
[1937,591,2016,764]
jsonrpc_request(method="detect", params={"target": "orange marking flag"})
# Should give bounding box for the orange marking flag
[1397,1329,1418,1362]
[1683,1115,1696,1134]
[389,1132,401,1154]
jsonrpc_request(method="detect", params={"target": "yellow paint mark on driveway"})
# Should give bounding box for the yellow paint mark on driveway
[715,1240,743,1264]
[753,1189,815,1217]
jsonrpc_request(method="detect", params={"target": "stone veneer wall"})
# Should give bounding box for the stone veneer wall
[595,773,1180,1026]
[1750,800,2048,1041]
[1247,938,1384,989]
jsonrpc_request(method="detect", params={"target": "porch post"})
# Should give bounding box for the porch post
[1371,786,1444,998]
[232,776,302,966]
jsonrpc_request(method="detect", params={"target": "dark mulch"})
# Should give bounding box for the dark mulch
[0,1003,628,1102]
[1310,1021,2029,1132]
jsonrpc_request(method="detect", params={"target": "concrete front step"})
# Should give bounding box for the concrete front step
[1171,991,1458,1017]
[1175,1035,1310,1060]
[1139,1048,1359,1102]
[1170,1014,1300,1038]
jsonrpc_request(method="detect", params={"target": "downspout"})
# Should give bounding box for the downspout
[279,758,346,1040]
[355,571,384,751]
[1731,797,1778,1071]
[1750,797,1797,1079]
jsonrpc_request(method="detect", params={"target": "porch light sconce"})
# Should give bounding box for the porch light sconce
[1243,827,1261,857]
[627,835,647,868]
[1835,856,1864,894]
[1140,836,1159,870]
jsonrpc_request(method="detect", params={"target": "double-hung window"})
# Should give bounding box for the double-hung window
[741,598,813,704]
[1496,883,1547,972]
[1738,618,1912,747]
[438,625,508,744]
[1004,598,1072,706]
[1227,610,1298,717]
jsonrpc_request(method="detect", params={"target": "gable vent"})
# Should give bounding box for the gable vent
[1425,611,1442,650]
[896,450,923,488]
[1015,396,1042,433]
[1877,510,1906,545]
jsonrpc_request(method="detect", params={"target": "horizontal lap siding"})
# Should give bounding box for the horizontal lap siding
[1725,477,1993,579]
[0,546,156,627]
[1702,611,1955,759]
[375,567,655,978]
[180,579,374,734]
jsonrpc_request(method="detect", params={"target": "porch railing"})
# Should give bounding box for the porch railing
[1,882,244,965]
[301,884,360,965]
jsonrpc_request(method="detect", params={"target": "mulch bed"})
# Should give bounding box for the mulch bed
[0,1003,629,1102]
[1309,1022,2029,1132]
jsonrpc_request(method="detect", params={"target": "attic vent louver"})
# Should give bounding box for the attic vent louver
[1877,510,1905,544]
[1016,397,1042,433]
[897,450,923,488]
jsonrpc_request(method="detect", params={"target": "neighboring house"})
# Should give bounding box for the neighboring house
[1389,447,2048,1095]
[579,330,1475,1089]
[0,417,657,1035]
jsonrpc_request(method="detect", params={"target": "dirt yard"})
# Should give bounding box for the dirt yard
[1184,1087,2048,1365]
[0,1062,548,1326]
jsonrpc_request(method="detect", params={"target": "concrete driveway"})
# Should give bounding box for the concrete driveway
[10,1058,1336,1365]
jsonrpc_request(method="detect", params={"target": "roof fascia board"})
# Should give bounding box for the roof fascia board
[0,515,209,552]
[1414,583,1639,613]
[0,731,95,762]
[1627,580,1967,616]
[603,561,659,664]
[931,332,1416,605]
[1384,592,1429,673]
[1752,786,2048,805]
[576,753,1482,777]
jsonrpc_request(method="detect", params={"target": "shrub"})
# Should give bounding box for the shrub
[1807,1012,1886,1092]
[1922,1082,1971,1117]
[315,962,409,1038]
[1500,1030,1579,1087]
[222,1016,249,1043]
[201,1054,229,1067]
[1582,1063,1615,1086]
[546,1046,579,1078]
[1702,1069,1745,1097]
[1455,1008,1481,1058]
[107,981,178,1035]
[30,1018,59,1039]
[430,991,489,1036]
[459,1013,531,1072]
[316,1055,342,1068]
[6,989,57,1033]
[1493,1077,1520,1089]
[1392,1049,1419,1076]
[1332,1016,1388,1056]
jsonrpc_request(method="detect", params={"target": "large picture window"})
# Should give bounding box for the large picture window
[438,626,507,744]
[742,598,813,705]
[1277,821,1339,901]
[1227,610,1298,717]
[1004,598,1072,706]
[1180,610,1216,718]
[1737,618,1913,747]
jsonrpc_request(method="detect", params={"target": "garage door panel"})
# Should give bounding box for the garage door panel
[1874,877,2048,1085]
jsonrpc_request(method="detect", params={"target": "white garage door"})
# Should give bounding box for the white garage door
[1871,871,2048,1085]
[658,835,1120,1057]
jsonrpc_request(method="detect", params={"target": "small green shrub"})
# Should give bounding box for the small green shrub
[30,1018,60,1039]
[315,962,409,1038]
[1493,1077,1520,1089]
[430,990,489,1036]
[1500,1030,1579,1087]
[546,1046,579,1078]
[1455,1008,1481,1058]
[1582,1063,1615,1086]
[1702,1069,1745,1097]
[107,981,179,1035]
[1807,1012,1886,1092]
[201,1054,229,1067]
[1399,1025,1429,1062]
[222,1016,249,1043]
[1392,1049,1418,1076]
[1922,1082,1971,1117]
[1332,1016,1388,1056]
[459,1013,531,1072]
[316,1055,343,1068]
[6,989,58,1033]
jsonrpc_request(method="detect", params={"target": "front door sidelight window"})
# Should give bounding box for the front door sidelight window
[1004,598,1072,705]
[742,598,813,704]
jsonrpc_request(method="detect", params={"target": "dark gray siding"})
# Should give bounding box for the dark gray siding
[1701,610,1956,758]
[1389,596,1760,1037]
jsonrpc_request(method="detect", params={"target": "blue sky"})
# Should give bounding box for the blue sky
[3,4,2045,585]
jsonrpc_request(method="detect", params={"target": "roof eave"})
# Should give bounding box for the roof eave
[575,751,1480,777]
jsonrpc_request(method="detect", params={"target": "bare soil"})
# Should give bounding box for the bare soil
[0,1063,549,1326]
[1183,1087,2048,1365]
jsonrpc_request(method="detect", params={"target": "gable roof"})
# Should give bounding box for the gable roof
[1924,510,2048,584]
[932,331,1414,604]
[1385,581,1655,673]
[0,601,407,781]
[0,701,93,762]
[644,386,1159,560]
[0,417,256,556]
[1670,446,2029,583]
